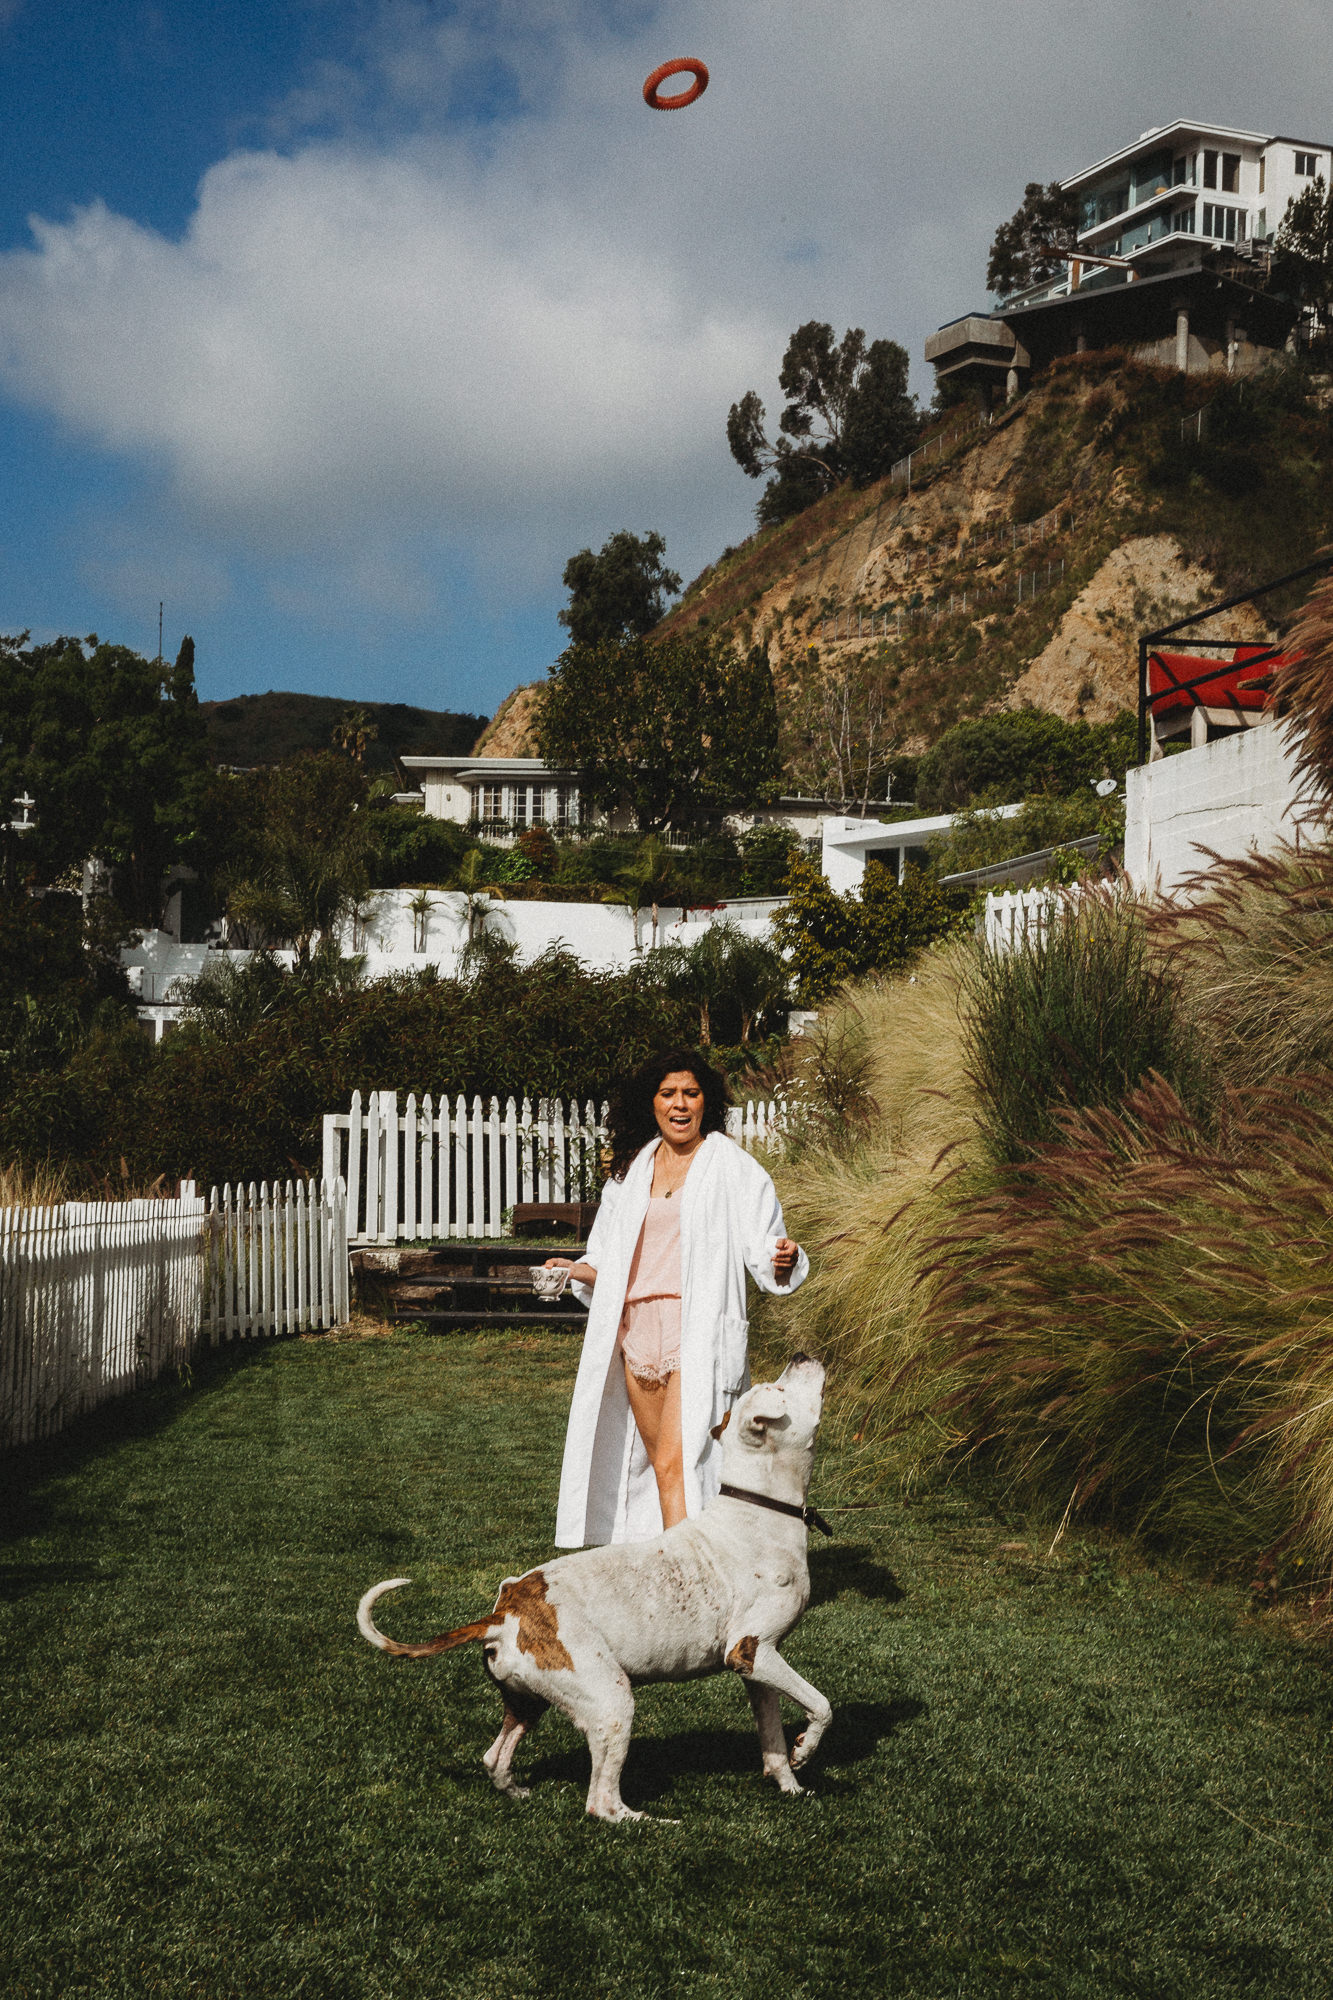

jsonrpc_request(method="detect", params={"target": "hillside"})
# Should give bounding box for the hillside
[654,352,1333,790]
[200,691,488,773]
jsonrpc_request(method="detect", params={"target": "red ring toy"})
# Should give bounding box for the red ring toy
[642,58,709,110]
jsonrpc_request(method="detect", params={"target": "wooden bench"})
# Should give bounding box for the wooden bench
[511,1201,600,1238]
[374,1244,591,1328]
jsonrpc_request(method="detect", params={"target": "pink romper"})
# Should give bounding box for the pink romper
[619,1195,682,1386]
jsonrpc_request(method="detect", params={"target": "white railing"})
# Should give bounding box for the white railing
[202,1179,348,1346]
[982,886,1059,952]
[323,1091,790,1245]
[1,1179,349,1452]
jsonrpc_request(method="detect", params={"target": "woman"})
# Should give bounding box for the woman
[546,1047,808,1548]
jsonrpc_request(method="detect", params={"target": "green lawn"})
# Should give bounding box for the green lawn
[2,1327,1332,1999]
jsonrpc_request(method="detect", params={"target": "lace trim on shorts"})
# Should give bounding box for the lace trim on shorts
[620,1294,681,1388]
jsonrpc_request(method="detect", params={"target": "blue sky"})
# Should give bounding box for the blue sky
[1,1,1330,725]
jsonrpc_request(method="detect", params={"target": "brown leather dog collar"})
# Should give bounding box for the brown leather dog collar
[718,1482,833,1538]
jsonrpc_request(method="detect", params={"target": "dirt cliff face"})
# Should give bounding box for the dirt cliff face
[648,356,1331,787]
[472,683,543,756]
[472,360,1329,789]
[1007,534,1273,723]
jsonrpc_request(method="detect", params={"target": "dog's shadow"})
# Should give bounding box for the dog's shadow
[808,1540,905,1607]
[518,1696,924,1809]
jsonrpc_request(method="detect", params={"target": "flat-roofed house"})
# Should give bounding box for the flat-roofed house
[928,119,1330,402]
[397,751,855,845]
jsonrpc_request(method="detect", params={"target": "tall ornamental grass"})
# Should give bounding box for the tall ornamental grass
[922,1069,1333,1570]
[1155,843,1333,1090]
[962,888,1210,1164]
[753,948,981,1456]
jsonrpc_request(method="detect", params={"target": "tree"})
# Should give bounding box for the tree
[1272,176,1333,329]
[915,711,1137,813]
[727,323,919,524]
[0,631,212,926]
[606,834,674,952]
[332,708,379,763]
[558,530,682,647]
[539,634,782,832]
[986,181,1081,298]
[221,752,373,965]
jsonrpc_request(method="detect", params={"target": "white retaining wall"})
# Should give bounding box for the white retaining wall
[340,890,780,977]
[1124,720,1320,900]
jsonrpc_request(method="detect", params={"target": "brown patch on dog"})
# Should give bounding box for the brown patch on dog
[710,1410,732,1441]
[726,1634,759,1674]
[495,1571,575,1672]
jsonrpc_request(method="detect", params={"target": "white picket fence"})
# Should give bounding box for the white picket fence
[982,886,1061,952]
[202,1179,349,1345]
[323,1090,789,1245]
[1,1179,349,1451]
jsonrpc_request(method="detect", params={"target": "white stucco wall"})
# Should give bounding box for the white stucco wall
[1123,719,1320,898]
[343,890,779,977]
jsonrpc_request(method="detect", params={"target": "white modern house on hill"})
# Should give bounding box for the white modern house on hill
[928,118,1331,402]
[397,750,860,845]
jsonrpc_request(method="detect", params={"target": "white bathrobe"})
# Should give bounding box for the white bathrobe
[554,1129,810,1547]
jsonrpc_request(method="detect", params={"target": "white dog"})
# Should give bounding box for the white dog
[356,1354,831,1822]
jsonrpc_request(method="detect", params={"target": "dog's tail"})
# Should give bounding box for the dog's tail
[356,1577,495,1660]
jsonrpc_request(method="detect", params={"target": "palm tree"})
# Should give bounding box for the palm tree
[608,834,676,952]
[450,848,495,945]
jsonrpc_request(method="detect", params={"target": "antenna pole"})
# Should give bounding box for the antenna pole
[158,601,163,665]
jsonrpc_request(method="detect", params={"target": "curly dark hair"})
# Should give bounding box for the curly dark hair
[606,1047,733,1181]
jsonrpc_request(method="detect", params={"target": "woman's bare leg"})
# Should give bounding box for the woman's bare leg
[623,1363,686,1528]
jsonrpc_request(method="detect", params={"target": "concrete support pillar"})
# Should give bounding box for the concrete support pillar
[1006,366,1020,402]
[1225,318,1236,373]
[1174,304,1190,373]
[1075,326,1087,354]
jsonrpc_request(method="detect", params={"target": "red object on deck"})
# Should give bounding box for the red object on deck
[1147,645,1294,717]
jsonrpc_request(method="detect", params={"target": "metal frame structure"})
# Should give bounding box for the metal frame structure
[1137,554,1333,766]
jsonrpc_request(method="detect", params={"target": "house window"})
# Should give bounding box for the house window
[1202,204,1245,243]
[1221,153,1240,194]
[1172,155,1188,185]
[1258,155,1266,194]
[1295,151,1319,177]
[482,783,503,823]
[1203,150,1218,188]
[1171,205,1196,233]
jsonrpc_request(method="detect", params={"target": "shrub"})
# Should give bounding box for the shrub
[0,950,699,1189]
[915,711,1137,813]
[739,824,800,895]
[962,891,1209,1164]
[928,792,1113,881]
[772,854,970,1004]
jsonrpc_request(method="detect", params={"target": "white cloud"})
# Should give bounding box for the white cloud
[1,0,1331,624]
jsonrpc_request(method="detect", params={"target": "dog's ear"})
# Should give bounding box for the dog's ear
[737,1387,789,1445]
[709,1410,732,1442]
